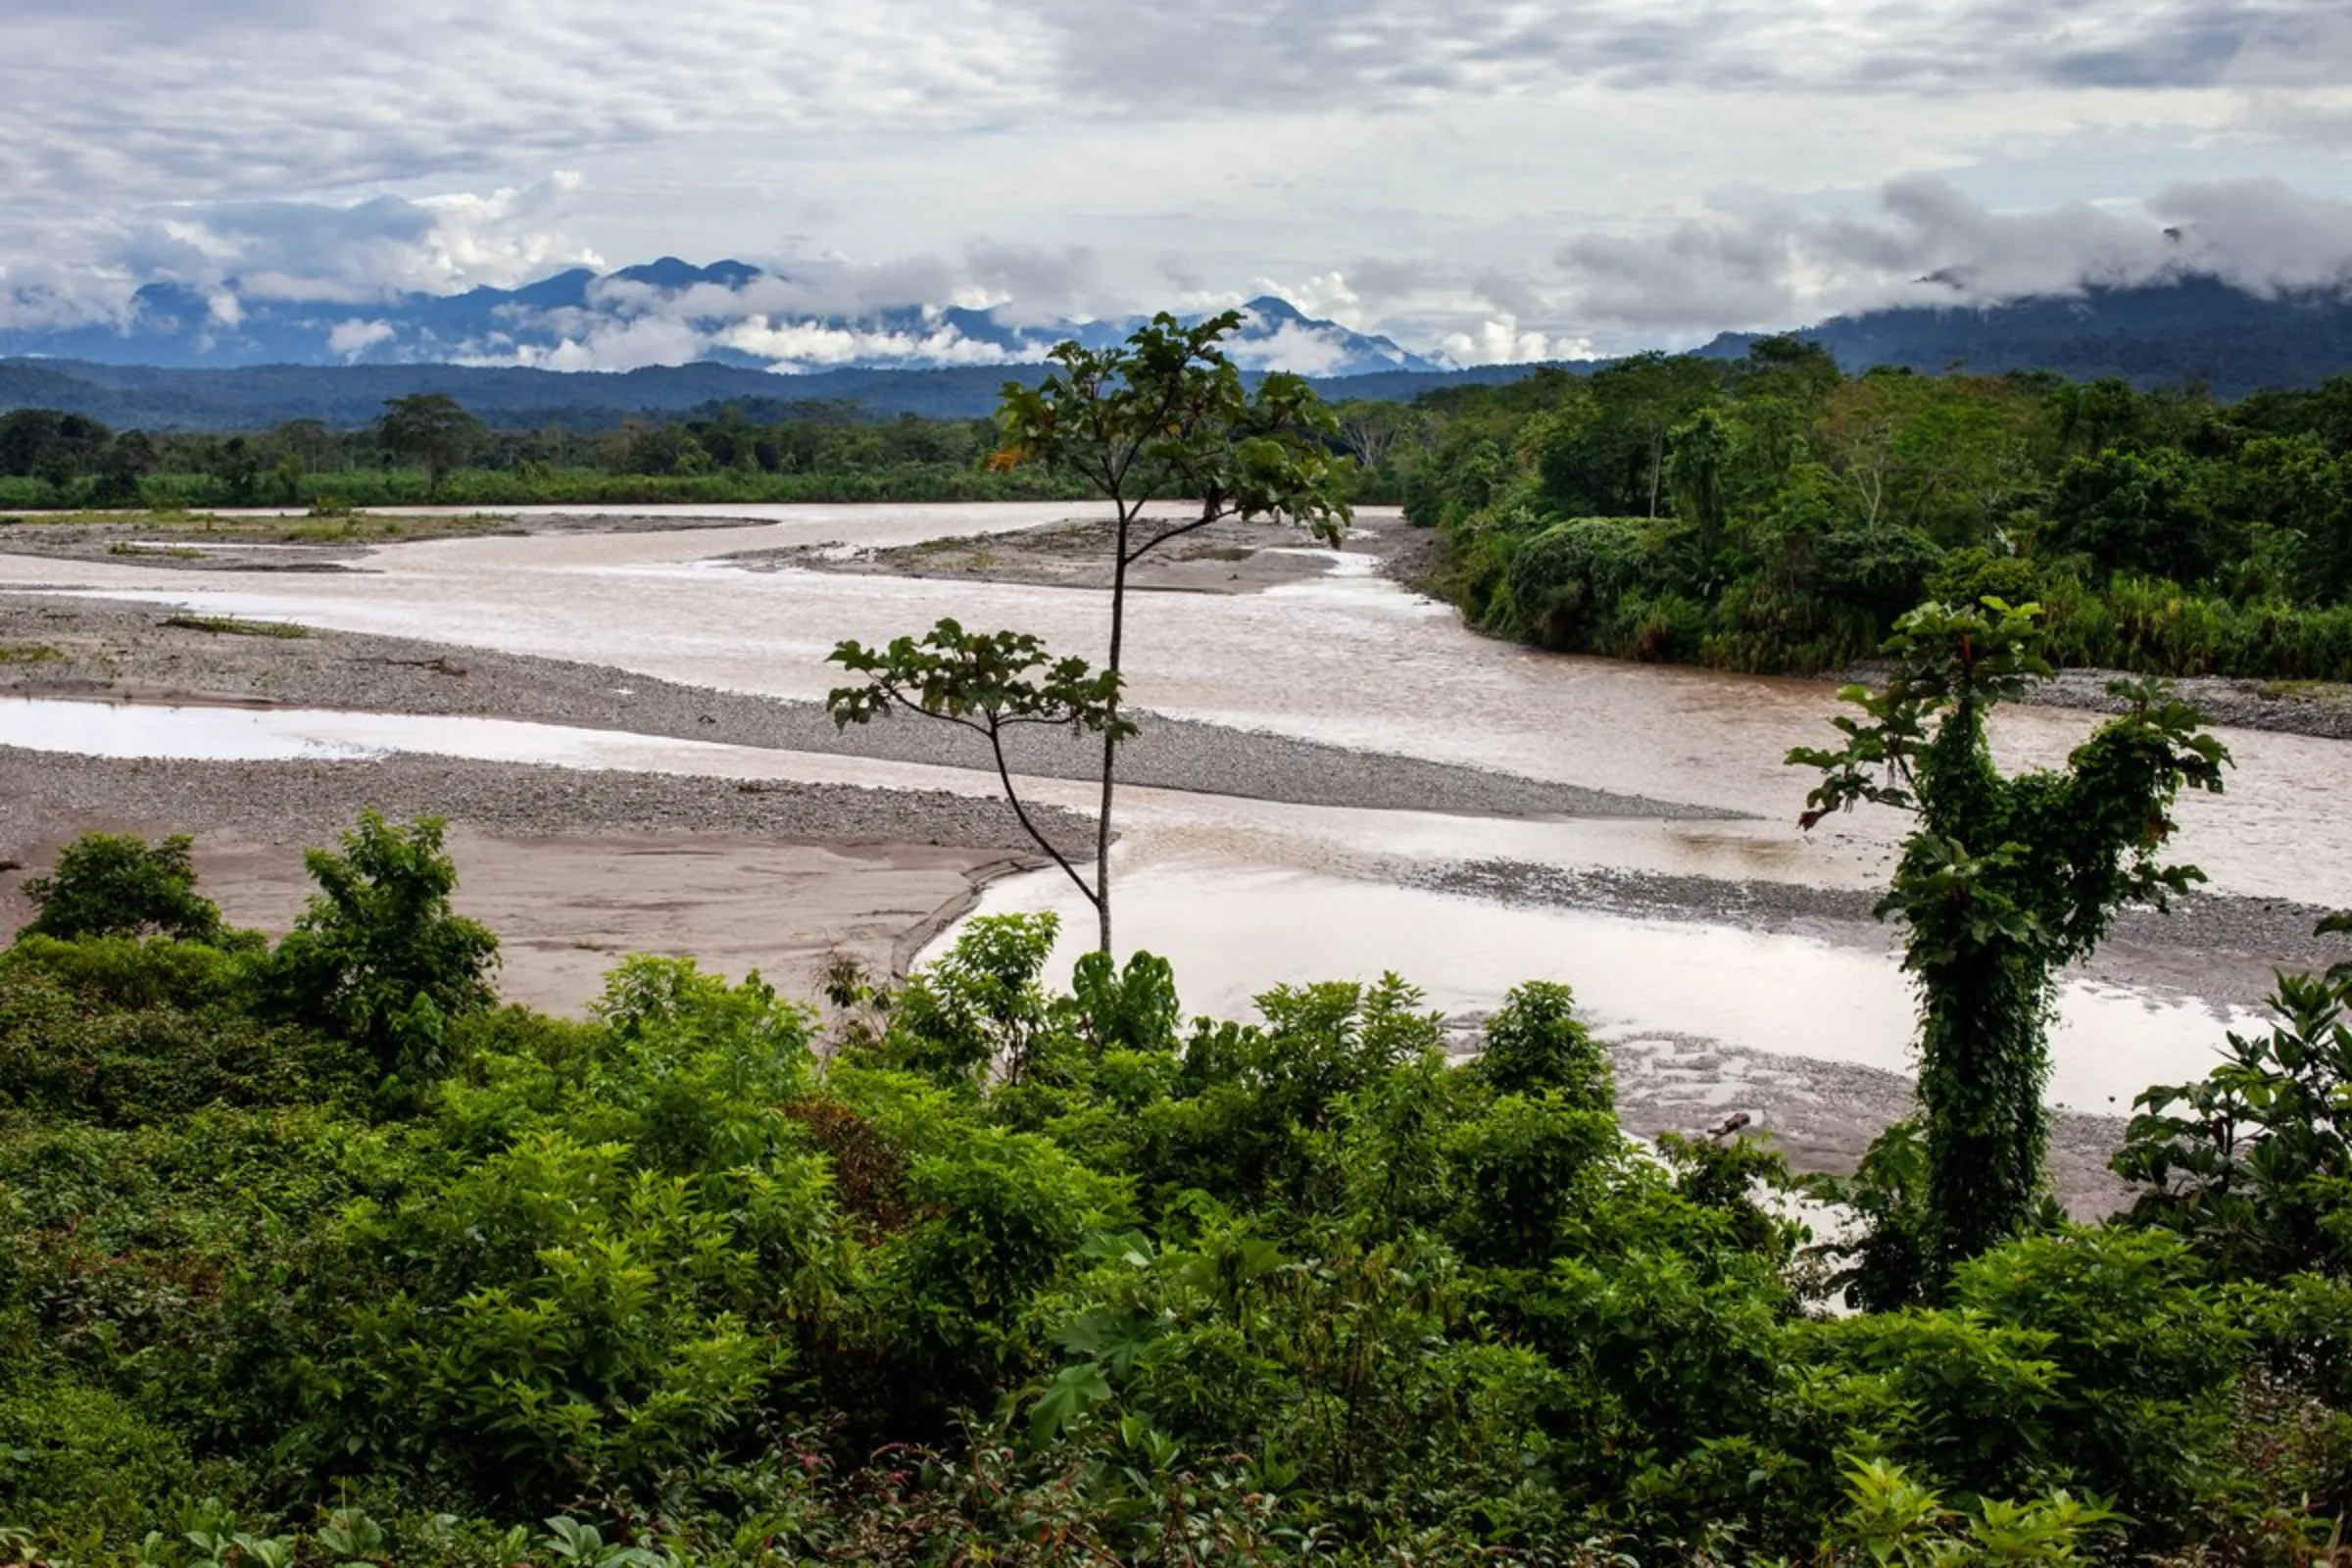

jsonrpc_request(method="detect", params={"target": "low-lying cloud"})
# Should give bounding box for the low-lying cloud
[1550,175,2352,339]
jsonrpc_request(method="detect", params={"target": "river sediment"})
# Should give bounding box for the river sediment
[0,594,1714,820]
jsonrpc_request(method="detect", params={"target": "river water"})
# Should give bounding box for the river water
[5,503,2340,1105]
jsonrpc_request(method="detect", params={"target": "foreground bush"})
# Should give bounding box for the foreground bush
[5,849,2352,1559]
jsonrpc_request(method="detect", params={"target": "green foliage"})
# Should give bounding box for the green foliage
[932,310,1356,953]
[1499,516,1684,656]
[158,613,309,638]
[881,912,1064,1086]
[0,1378,201,1540]
[7,818,2352,1561]
[374,393,484,500]
[1805,1119,1935,1312]
[264,810,499,1080]
[890,1125,1125,1365]
[20,832,225,945]
[1403,354,2352,681]
[2049,446,2220,584]
[1821,1458,2120,1568]
[1475,980,1612,1106]
[828,624,1127,918]
[0,936,362,1124]
[2117,946,2352,1281]
[1793,601,2229,1272]
[992,311,1353,550]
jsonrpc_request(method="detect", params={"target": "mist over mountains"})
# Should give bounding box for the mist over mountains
[0,257,1443,379]
[3,259,2351,430]
[1696,274,2352,395]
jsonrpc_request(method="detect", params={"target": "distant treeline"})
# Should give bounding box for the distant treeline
[12,350,2352,685]
[1394,339,2352,682]
[0,403,1100,509]
[0,394,1417,511]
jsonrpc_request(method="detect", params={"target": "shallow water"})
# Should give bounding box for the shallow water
[5,505,2340,903]
[932,858,2256,1110]
[1,695,2263,1105]
[0,697,992,794]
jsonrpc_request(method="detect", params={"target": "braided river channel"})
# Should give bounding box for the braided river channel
[8,502,2349,1128]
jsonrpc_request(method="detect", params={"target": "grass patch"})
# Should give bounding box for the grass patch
[2255,679,2351,702]
[107,541,203,560]
[159,614,310,640]
[37,509,219,527]
[0,642,61,664]
[275,513,500,543]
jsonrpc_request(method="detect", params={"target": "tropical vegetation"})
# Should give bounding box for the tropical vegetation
[1396,347,2352,681]
[6,766,2352,1562]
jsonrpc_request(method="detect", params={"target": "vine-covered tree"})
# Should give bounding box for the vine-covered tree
[1791,599,2230,1274]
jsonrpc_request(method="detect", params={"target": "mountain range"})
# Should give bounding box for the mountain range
[0,258,1443,379]
[1696,274,2352,396]
[3,263,2351,430]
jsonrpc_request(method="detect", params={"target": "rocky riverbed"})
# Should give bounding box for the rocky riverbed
[0,509,760,572]
[1406,857,2344,1007]
[0,595,1707,820]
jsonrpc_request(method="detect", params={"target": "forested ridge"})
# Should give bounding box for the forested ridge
[0,402,1097,510]
[1396,340,2352,682]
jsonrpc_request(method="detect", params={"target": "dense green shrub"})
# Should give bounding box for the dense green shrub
[0,1378,202,1540]
[264,810,498,1079]
[19,832,225,944]
[0,940,363,1124]
[7,838,2352,1559]
[2117,959,2352,1281]
[1406,354,2352,680]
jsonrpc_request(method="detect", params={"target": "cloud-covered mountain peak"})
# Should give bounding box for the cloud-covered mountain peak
[607,257,764,291]
[0,260,1446,377]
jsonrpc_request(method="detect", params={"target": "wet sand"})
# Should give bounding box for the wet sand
[2,820,1019,1017]
[0,743,1064,1010]
[175,831,1014,1015]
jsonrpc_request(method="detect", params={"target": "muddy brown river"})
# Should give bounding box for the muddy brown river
[5,502,2343,1115]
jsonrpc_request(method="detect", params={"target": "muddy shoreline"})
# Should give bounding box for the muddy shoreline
[0,510,764,572]
[1406,857,2343,1008]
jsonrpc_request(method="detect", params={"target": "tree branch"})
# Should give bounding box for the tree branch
[983,714,1101,911]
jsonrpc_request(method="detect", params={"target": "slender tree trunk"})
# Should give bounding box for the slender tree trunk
[1096,507,1135,954]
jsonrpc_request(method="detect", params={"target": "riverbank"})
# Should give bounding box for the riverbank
[0,509,776,572]
[1373,523,2352,743]
[2,561,2324,1216]
[1406,857,2343,1007]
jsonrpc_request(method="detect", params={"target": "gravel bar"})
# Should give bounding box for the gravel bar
[1,595,1725,821]
[0,746,1090,859]
[1407,857,2346,1004]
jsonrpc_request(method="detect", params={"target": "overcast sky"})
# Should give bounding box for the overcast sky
[5,0,2352,360]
